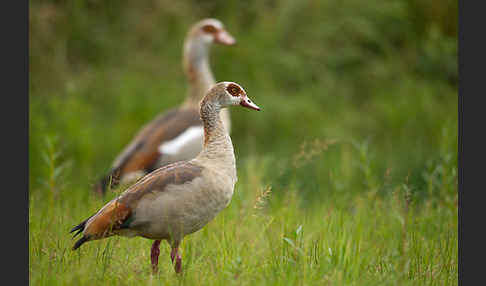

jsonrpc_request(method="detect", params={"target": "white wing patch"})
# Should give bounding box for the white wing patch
[159,126,204,156]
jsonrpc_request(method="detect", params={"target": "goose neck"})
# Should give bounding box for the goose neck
[183,38,215,106]
[198,102,235,166]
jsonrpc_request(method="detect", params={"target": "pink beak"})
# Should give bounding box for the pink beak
[215,30,236,46]
[240,96,261,111]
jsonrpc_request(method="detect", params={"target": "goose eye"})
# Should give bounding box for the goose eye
[226,84,241,97]
[202,25,217,34]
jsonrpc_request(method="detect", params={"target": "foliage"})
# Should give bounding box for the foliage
[29,0,457,285]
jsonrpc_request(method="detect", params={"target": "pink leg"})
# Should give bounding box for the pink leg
[151,240,161,273]
[170,247,182,273]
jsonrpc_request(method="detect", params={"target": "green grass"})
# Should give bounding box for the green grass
[29,135,457,285]
[31,160,458,286]
[29,0,457,284]
[29,162,457,285]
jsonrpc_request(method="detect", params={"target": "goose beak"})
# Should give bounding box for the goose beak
[240,97,261,111]
[215,30,236,46]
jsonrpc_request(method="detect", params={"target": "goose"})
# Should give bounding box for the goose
[94,18,236,195]
[71,82,260,274]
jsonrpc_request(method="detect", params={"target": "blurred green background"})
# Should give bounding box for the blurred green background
[29,1,457,284]
[29,0,457,204]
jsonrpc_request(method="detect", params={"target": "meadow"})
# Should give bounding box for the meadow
[29,0,458,285]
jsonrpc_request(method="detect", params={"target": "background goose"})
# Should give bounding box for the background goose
[71,82,260,273]
[94,18,236,195]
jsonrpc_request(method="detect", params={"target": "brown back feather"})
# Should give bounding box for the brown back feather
[119,161,204,208]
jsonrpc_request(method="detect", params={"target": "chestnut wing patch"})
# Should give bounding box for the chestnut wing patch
[110,108,202,177]
[83,199,132,239]
[111,109,180,170]
[106,108,181,186]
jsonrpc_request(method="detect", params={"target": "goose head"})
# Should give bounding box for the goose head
[205,82,260,111]
[189,18,236,46]
[183,19,236,100]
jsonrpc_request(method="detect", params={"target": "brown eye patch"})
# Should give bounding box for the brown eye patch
[226,83,241,97]
[202,24,218,34]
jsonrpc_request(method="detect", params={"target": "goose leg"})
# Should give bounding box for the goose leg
[170,246,182,273]
[151,240,161,273]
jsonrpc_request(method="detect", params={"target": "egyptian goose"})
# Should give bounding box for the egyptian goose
[71,82,260,274]
[94,18,236,195]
